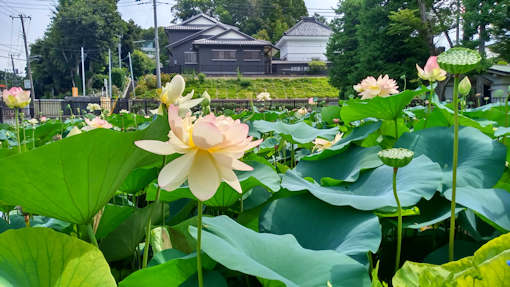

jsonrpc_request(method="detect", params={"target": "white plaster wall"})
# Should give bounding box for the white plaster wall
[279,37,329,61]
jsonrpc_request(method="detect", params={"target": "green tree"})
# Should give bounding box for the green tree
[131,50,156,79]
[30,0,124,97]
[327,0,429,98]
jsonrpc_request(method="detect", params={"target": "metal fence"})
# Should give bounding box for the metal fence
[0,97,339,123]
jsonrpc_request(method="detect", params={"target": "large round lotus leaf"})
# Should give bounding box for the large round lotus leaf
[281,155,442,211]
[396,126,506,190]
[304,121,382,160]
[189,216,371,287]
[393,232,510,287]
[402,196,464,229]
[259,194,381,256]
[252,120,339,144]
[0,116,168,224]
[437,47,481,75]
[0,227,116,287]
[340,89,425,124]
[296,145,382,184]
[444,187,510,231]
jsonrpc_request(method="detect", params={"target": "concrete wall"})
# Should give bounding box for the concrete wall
[279,37,329,61]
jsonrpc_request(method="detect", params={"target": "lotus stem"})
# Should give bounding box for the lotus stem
[428,82,434,114]
[14,109,21,153]
[21,112,27,152]
[32,124,35,149]
[393,167,402,272]
[142,155,167,268]
[449,75,460,262]
[291,142,295,168]
[505,92,510,127]
[87,223,98,247]
[197,200,204,287]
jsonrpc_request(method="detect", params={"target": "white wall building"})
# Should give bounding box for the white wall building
[275,17,332,62]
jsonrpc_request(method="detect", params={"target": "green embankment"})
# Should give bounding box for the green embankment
[136,76,339,99]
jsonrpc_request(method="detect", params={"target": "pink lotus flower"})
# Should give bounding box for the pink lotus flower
[416,56,446,82]
[2,87,31,108]
[40,116,47,122]
[83,117,113,130]
[135,105,262,201]
[308,97,315,105]
[353,75,399,99]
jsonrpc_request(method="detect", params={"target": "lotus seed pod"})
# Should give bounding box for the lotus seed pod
[458,77,471,96]
[437,48,481,75]
[377,148,414,168]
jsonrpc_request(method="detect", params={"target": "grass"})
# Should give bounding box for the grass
[182,77,339,99]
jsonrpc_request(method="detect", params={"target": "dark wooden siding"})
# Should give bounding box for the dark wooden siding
[197,45,266,75]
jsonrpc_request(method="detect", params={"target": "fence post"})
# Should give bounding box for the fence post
[144,99,148,115]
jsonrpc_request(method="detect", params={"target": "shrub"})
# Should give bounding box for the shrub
[198,73,206,84]
[92,74,108,90]
[143,74,157,89]
[111,68,127,89]
[134,83,147,97]
[308,60,327,74]
[131,50,155,79]
[239,79,251,88]
[161,73,173,85]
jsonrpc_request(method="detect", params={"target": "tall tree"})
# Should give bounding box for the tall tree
[31,0,124,97]
[327,0,430,98]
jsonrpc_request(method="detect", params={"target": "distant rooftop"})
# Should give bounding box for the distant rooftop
[283,16,332,37]
[489,64,510,75]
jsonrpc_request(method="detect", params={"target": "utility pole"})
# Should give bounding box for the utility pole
[108,48,112,98]
[116,34,123,69]
[81,47,86,97]
[153,0,161,88]
[128,52,136,98]
[10,54,16,75]
[12,15,36,117]
[4,69,8,89]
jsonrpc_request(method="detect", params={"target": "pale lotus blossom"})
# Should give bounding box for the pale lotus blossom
[83,116,113,131]
[159,75,203,115]
[313,133,343,152]
[67,126,82,137]
[2,87,31,108]
[86,103,102,112]
[28,118,38,125]
[119,109,129,114]
[256,92,271,101]
[135,105,262,201]
[295,107,308,117]
[353,75,399,99]
[416,56,446,82]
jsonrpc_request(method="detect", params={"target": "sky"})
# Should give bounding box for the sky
[0,0,338,76]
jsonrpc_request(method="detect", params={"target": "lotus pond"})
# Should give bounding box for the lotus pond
[0,49,510,287]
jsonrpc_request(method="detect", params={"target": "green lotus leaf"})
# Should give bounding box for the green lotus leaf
[259,194,381,256]
[189,216,371,287]
[444,187,510,231]
[396,126,506,190]
[340,89,426,124]
[0,116,168,224]
[95,204,135,240]
[119,249,215,287]
[402,196,464,229]
[296,145,382,184]
[392,232,510,287]
[321,105,342,124]
[437,47,481,74]
[303,121,382,160]
[281,155,442,211]
[252,120,339,144]
[0,227,116,287]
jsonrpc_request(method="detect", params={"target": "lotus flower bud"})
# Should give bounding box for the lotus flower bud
[458,77,471,96]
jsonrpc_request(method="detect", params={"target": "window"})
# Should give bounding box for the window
[244,50,260,61]
[184,52,197,64]
[212,50,236,61]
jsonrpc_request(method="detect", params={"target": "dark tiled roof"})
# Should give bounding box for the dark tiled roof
[284,17,332,36]
[165,25,207,31]
[192,39,272,46]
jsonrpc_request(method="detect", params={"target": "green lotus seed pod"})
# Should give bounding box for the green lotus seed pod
[437,48,481,75]
[458,76,471,96]
[377,148,414,168]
